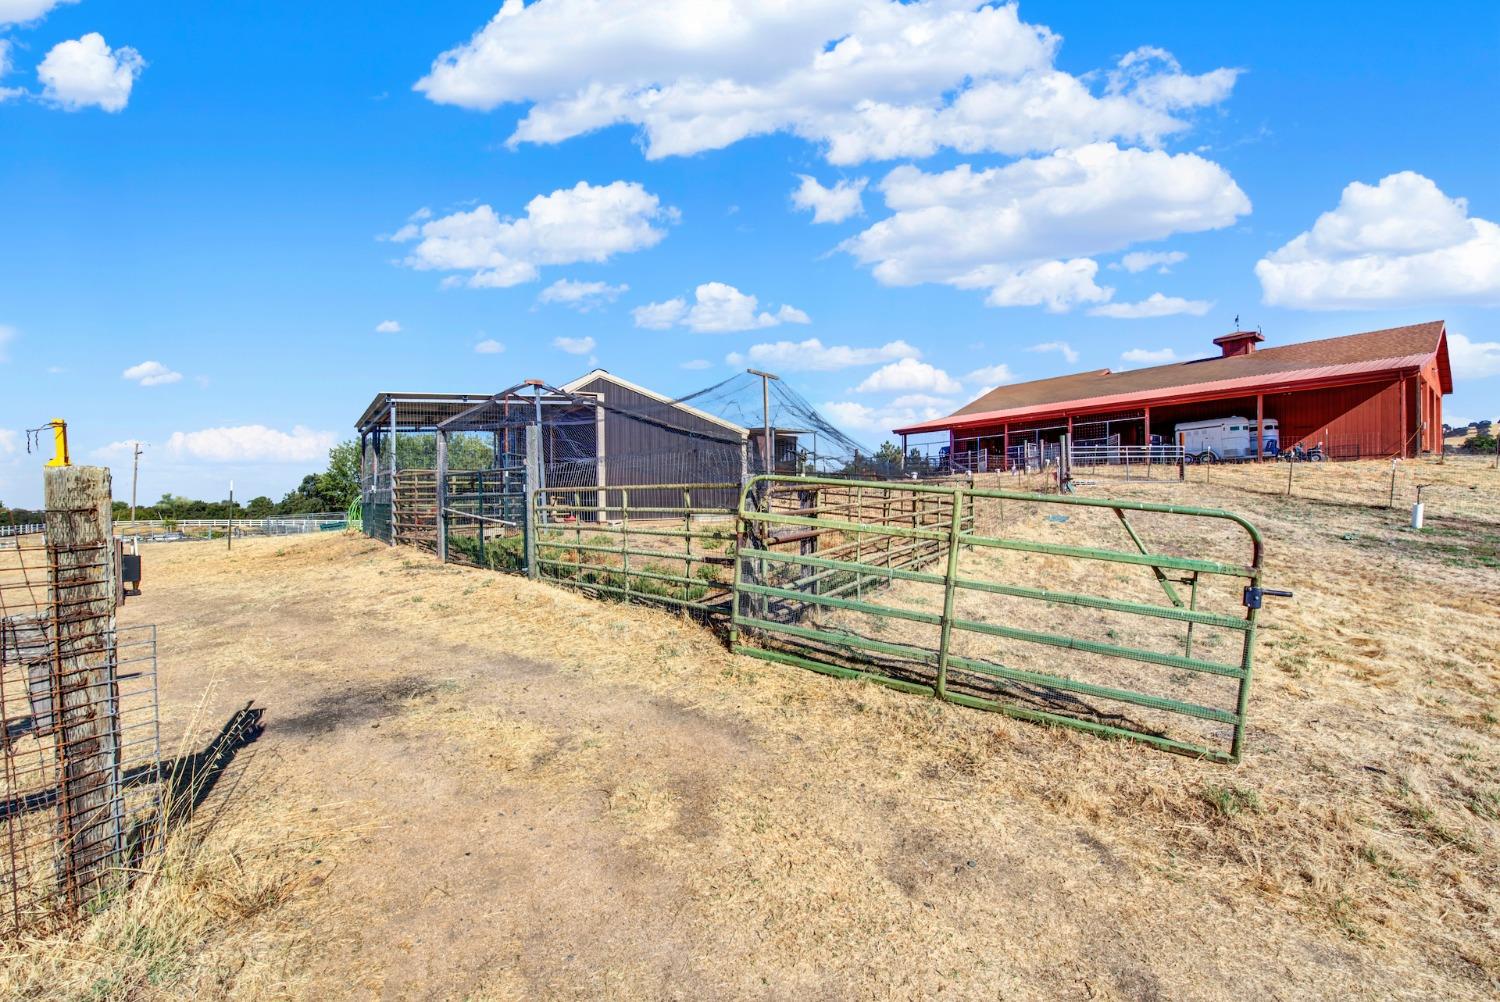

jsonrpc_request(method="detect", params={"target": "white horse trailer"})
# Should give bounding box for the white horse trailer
[1175,416,1279,461]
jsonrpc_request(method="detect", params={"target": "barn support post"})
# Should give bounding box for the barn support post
[1400,374,1410,458]
[900,433,907,473]
[435,429,448,563]
[44,464,125,907]
[389,399,397,477]
[1143,408,1152,477]
[523,424,542,580]
[594,393,607,523]
[1256,394,1265,461]
[1002,425,1010,471]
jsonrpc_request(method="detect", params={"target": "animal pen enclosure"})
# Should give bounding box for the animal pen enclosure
[357,375,1283,762]
[355,371,879,554]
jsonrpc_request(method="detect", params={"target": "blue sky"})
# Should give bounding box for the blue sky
[2,0,1498,508]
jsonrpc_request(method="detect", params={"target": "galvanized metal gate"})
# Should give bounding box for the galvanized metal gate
[731,475,1273,763]
[372,461,1280,762]
[532,482,739,615]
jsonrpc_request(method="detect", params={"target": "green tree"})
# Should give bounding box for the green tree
[1463,432,1497,454]
[392,433,495,472]
[315,440,360,509]
[873,441,904,467]
[246,495,275,518]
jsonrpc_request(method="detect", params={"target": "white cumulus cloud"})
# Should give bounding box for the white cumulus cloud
[0,0,75,26]
[394,180,672,289]
[1448,332,1500,379]
[633,282,809,333]
[1120,347,1179,367]
[964,364,1016,389]
[415,2,1237,166]
[1256,172,1500,309]
[552,335,596,355]
[820,399,950,438]
[725,337,918,372]
[791,175,867,223]
[841,143,1249,312]
[855,358,962,395]
[122,360,182,386]
[375,320,402,333]
[1114,249,1186,273]
[90,439,145,459]
[474,339,505,354]
[0,40,20,104]
[1089,293,1213,318]
[0,429,17,454]
[166,425,336,464]
[537,278,628,311]
[38,33,145,112]
[1028,340,1079,364]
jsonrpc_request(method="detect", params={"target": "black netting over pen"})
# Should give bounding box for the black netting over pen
[354,372,926,545]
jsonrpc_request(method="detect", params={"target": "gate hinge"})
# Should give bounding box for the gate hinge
[1243,586,1293,609]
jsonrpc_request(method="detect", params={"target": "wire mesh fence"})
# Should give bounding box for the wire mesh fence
[0,531,163,939]
[1162,455,1500,524]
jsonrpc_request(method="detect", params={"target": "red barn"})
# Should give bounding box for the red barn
[894,321,1453,463]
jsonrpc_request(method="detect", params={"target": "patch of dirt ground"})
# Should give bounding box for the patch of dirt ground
[6,460,1497,1000]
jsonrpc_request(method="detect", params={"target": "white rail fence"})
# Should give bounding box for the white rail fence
[115,513,347,538]
[1068,444,1186,467]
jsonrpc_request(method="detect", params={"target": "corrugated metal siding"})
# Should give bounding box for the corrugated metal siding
[572,376,745,509]
[1270,379,1406,458]
[949,377,1428,460]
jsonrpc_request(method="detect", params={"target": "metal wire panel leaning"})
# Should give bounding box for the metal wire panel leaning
[731,474,1277,763]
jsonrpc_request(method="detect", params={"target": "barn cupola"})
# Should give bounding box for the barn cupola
[1212,329,1264,358]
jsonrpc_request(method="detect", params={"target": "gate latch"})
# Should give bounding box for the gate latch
[1243,586,1293,610]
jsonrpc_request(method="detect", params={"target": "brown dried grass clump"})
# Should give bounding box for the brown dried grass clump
[0,797,347,1000]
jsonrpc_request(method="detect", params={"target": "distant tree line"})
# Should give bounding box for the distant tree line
[0,501,45,526]
[1447,419,1495,454]
[101,440,363,522]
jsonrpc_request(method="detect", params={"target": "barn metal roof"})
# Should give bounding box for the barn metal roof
[561,369,751,436]
[894,321,1450,435]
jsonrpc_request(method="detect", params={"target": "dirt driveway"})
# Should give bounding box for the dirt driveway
[105,524,1495,1001]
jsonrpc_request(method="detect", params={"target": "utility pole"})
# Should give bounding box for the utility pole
[227,479,234,552]
[129,442,143,528]
[747,368,780,474]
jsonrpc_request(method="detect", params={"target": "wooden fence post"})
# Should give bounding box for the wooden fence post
[43,465,123,906]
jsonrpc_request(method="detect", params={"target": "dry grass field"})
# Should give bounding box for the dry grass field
[1,459,1496,1000]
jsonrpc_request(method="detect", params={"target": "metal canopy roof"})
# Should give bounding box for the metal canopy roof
[355,393,496,434]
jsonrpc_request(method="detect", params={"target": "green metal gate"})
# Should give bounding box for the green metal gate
[533,482,739,615]
[731,475,1277,763]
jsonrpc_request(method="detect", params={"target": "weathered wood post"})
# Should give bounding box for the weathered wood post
[43,465,124,907]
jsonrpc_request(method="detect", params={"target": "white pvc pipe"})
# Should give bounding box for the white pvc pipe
[1411,502,1425,529]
